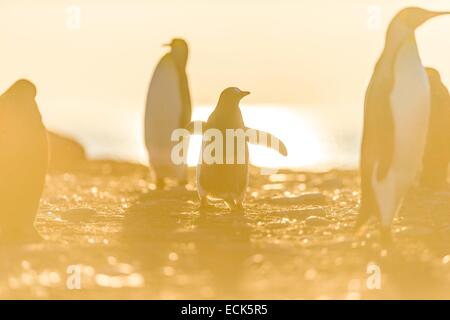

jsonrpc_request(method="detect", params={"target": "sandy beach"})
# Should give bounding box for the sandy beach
[0,160,448,299]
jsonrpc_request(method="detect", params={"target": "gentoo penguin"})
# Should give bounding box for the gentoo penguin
[357,8,450,239]
[186,87,288,212]
[0,80,48,241]
[421,68,450,188]
[144,38,192,189]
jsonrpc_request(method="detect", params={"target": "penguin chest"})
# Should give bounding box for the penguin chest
[389,42,430,182]
[145,57,184,149]
[197,135,249,198]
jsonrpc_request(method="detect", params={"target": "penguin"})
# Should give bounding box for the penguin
[421,68,450,189]
[144,38,192,189]
[0,80,48,242]
[186,87,288,212]
[357,8,450,240]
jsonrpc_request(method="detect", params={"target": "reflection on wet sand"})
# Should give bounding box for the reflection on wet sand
[0,161,449,299]
[122,187,252,299]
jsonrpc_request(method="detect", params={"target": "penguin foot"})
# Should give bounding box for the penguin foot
[156,178,165,190]
[225,197,245,212]
[198,203,216,213]
[231,202,245,214]
[198,198,215,213]
[225,200,235,211]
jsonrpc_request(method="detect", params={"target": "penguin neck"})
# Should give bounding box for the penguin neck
[170,51,188,71]
[380,32,419,74]
[216,101,240,113]
[398,35,419,56]
[393,35,422,70]
[211,101,242,125]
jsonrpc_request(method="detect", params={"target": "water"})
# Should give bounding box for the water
[43,104,362,171]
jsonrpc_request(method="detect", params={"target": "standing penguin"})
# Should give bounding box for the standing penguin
[357,8,450,239]
[0,80,48,241]
[144,38,192,189]
[186,87,288,211]
[420,68,450,189]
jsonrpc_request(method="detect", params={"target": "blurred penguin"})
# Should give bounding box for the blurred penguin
[357,8,450,240]
[421,68,450,188]
[144,38,192,189]
[186,87,288,212]
[0,80,48,242]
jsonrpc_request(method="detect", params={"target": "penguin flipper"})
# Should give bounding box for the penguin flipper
[362,87,395,181]
[245,127,288,156]
[375,105,395,181]
[370,70,395,182]
[178,73,192,128]
[185,121,207,135]
[359,65,395,228]
[360,105,394,220]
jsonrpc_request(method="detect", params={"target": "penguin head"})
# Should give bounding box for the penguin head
[3,79,37,101]
[390,7,449,33]
[164,38,189,68]
[426,67,441,81]
[217,87,250,108]
[425,68,447,95]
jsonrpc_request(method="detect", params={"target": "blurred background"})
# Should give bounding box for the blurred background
[0,0,448,169]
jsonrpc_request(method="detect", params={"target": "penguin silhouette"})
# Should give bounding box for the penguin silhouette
[357,8,450,240]
[0,80,48,242]
[186,87,288,212]
[421,68,450,188]
[144,38,192,189]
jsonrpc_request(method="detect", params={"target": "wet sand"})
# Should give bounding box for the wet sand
[0,160,449,299]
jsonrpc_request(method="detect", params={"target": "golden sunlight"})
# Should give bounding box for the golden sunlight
[0,0,449,303]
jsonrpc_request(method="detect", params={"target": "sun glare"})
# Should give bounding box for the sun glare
[186,105,328,169]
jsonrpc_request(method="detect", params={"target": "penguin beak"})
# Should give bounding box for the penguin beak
[427,10,450,20]
[413,10,450,28]
[162,43,172,47]
[240,91,250,97]
[431,11,450,17]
